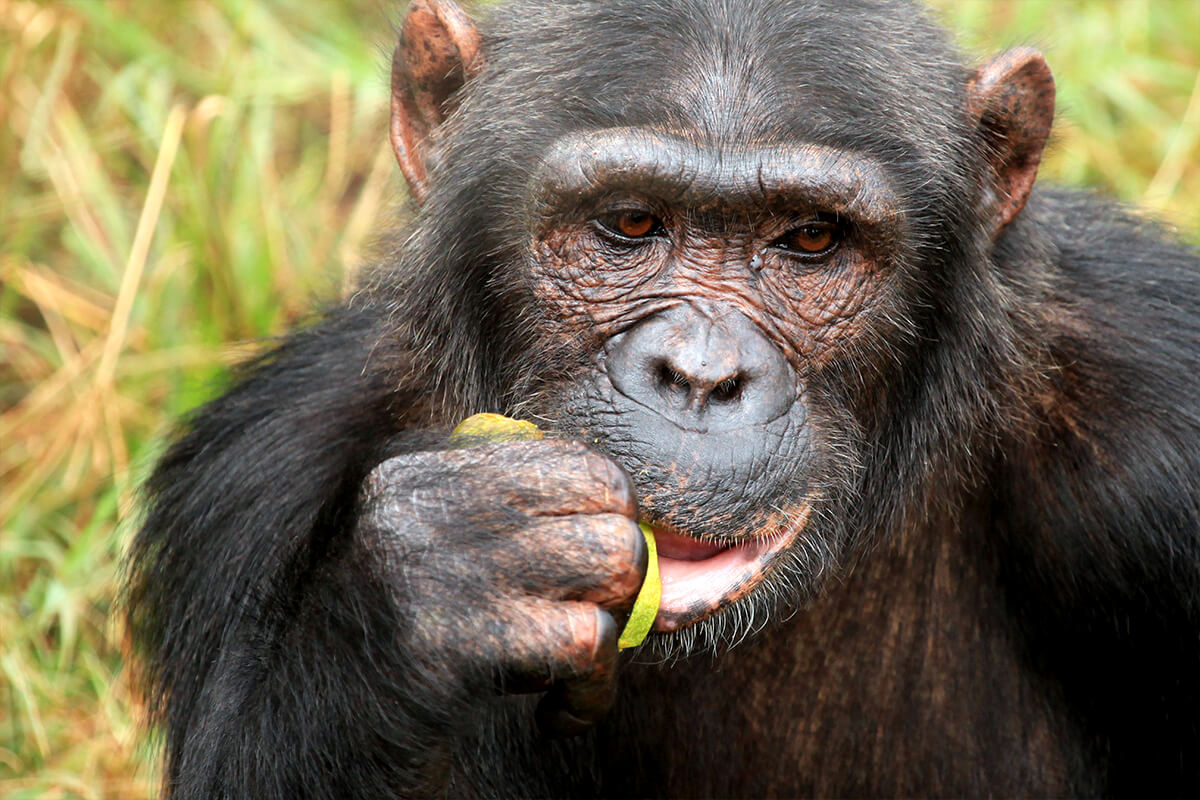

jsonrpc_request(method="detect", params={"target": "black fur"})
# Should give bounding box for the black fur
[128,0,1200,796]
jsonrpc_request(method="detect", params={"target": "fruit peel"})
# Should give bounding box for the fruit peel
[617,522,660,650]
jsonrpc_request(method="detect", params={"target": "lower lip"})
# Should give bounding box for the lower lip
[648,504,811,632]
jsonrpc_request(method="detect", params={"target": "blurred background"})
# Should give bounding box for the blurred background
[1,1,1197,797]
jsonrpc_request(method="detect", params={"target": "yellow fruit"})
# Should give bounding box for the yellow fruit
[450,412,543,444]
[450,413,659,649]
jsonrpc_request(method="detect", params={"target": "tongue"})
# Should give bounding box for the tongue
[645,503,813,632]
[653,525,771,626]
[653,527,728,561]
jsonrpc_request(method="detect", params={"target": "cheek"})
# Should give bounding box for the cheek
[528,234,663,334]
[760,261,883,366]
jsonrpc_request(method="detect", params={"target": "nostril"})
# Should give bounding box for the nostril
[711,375,743,404]
[657,362,691,395]
[605,306,795,430]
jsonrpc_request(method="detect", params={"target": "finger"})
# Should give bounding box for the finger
[447,440,638,517]
[536,609,619,737]
[507,514,646,608]
[492,601,618,724]
[365,441,636,536]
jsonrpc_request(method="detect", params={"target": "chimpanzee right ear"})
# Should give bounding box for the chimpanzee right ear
[391,0,483,204]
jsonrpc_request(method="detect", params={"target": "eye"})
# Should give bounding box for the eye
[771,220,842,258]
[594,210,664,242]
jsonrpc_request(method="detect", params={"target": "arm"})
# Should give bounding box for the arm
[128,307,407,796]
[127,306,644,798]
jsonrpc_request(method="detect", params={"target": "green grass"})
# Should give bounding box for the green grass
[1,1,1197,797]
[930,0,1200,228]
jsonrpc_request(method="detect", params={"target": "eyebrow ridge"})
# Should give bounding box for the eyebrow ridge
[533,127,901,223]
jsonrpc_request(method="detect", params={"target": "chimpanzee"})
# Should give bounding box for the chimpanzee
[127,0,1200,796]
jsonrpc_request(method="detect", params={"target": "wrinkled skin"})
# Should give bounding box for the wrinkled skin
[360,440,644,734]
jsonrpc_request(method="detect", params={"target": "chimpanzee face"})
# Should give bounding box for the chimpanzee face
[512,127,912,633]
[393,0,1053,649]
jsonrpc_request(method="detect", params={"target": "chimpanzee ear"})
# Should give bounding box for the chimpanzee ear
[391,0,483,204]
[966,48,1055,236]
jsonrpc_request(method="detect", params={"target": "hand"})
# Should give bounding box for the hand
[358,439,646,735]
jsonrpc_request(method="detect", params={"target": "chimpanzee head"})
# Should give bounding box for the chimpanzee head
[382,0,1054,652]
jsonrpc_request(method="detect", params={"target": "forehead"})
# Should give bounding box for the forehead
[482,0,967,163]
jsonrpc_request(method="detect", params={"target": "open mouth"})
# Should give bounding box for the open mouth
[648,503,812,632]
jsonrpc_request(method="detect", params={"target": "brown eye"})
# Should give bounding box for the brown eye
[618,211,655,237]
[774,221,840,256]
[596,210,662,241]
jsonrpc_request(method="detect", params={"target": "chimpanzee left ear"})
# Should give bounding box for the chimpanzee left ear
[966,48,1055,236]
[391,0,483,204]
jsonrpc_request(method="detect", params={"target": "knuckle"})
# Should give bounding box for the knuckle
[582,515,645,603]
[511,515,643,604]
[595,513,643,558]
[560,607,603,672]
[366,450,433,488]
[580,451,636,508]
[498,602,604,677]
[562,512,639,559]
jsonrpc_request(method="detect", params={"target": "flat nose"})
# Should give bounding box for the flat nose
[605,304,795,432]
[655,332,747,411]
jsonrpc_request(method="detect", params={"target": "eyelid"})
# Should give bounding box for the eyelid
[597,202,661,222]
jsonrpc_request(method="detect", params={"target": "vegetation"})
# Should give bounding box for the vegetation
[1,1,1196,796]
